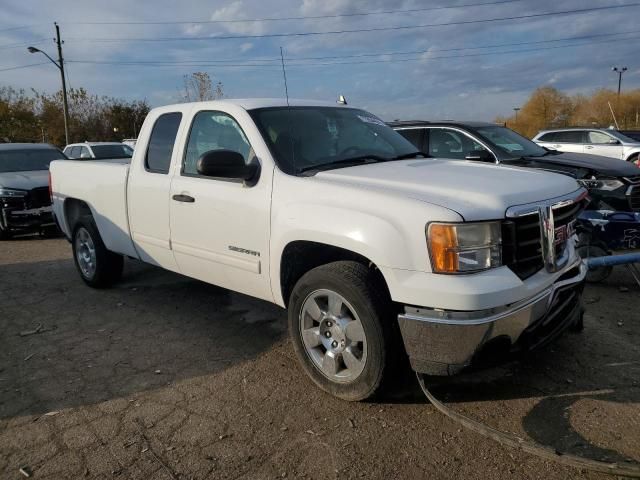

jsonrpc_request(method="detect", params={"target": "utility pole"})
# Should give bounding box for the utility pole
[612,66,628,98]
[513,107,520,124]
[55,22,70,145]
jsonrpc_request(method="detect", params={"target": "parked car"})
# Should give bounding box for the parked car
[620,130,640,145]
[50,99,586,401]
[532,128,640,164]
[0,143,66,239]
[390,120,640,212]
[63,142,134,160]
[122,138,137,149]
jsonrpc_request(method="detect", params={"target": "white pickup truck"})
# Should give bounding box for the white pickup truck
[50,99,587,401]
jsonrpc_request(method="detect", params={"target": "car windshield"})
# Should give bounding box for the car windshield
[91,144,134,159]
[474,126,548,158]
[249,106,419,174]
[0,148,65,173]
[607,130,639,143]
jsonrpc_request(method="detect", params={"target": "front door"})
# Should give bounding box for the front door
[169,109,273,301]
[585,130,624,160]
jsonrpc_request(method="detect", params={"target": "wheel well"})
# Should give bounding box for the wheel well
[626,152,640,162]
[63,198,93,233]
[280,240,390,306]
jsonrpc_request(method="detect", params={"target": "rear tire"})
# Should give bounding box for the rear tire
[72,217,123,288]
[288,261,396,401]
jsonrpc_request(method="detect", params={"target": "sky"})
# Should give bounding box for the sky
[1,0,639,121]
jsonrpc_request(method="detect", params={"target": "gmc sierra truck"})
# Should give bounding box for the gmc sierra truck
[50,99,587,401]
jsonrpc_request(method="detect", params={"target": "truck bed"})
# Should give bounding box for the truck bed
[50,159,139,258]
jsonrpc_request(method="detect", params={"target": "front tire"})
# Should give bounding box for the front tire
[288,261,395,401]
[72,217,123,288]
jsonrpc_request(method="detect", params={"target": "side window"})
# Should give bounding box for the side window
[79,146,91,158]
[145,112,182,174]
[538,132,556,142]
[183,111,253,176]
[555,131,584,143]
[588,131,613,144]
[68,146,78,158]
[397,129,424,151]
[426,128,488,160]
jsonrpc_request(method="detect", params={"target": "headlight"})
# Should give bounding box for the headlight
[577,178,623,191]
[427,222,502,273]
[0,187,27,197]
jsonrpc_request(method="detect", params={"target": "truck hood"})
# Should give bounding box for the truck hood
[315,159,581,221]
[519,151,640,177]
[0,170,49,191]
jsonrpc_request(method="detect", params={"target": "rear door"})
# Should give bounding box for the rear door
[168,107,273,301]
[548,130,585,154]
[585,130,624,159]
[127,109,187,271]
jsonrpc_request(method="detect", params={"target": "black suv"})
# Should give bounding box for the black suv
[389,120,640,212]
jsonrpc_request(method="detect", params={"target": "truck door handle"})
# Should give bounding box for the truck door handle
[585,145,594,149]
[172,194,195,203]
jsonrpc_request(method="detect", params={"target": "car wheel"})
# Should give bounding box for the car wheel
[72,217,123,288]
[288,261,396,401]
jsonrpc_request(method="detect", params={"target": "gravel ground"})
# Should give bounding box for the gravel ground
[0,236,638,479]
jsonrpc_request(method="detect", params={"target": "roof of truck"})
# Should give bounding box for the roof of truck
[164,98,349,110]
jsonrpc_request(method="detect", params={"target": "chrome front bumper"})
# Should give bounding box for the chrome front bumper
[397,260,587,376]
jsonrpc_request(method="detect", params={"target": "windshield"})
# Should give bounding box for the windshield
[91,144,133,159]
[249,107,418,174]
[608,130,639,143]
[0,148,65,173]
[474,126,548,158]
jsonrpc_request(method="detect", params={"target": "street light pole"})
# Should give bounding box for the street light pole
[27,22,70,145]
[612,66,628,98]
[513,107,520,124]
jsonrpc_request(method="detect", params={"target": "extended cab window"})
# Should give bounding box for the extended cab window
[146,112,182,173]
[397,129,425,152]
[183,111,253,175]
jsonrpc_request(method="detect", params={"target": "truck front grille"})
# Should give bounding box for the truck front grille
[503,197,584,280]
[628,185,640,212]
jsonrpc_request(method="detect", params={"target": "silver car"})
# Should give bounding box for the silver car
[532,128,640,165]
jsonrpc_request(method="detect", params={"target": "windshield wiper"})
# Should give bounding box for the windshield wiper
[298,155,390,173]
[391,151,425,160]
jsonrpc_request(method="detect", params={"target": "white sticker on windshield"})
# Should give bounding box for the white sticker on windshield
[357,115,386,127]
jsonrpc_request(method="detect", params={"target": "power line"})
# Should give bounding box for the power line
[65,33,640,69]
[0,38,50,50]
[64,3,640,42]
[0,62,49,72]
[71,0,523,25]
[65,30,640,67]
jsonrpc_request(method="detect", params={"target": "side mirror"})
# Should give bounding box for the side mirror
[196,149,259,182]
[465,149,494,162]
[608,138,620,145]
[80,151,90,159]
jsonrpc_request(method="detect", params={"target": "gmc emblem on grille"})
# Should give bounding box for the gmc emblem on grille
[554,219,576,245]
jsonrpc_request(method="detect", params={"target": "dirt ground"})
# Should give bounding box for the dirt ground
[0,236,638,479]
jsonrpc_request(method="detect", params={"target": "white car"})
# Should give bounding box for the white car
[63,142,134,160]
[49,99,586,401]
[533,128,640,164]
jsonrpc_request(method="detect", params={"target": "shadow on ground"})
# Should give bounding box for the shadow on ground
[0,257,287,419]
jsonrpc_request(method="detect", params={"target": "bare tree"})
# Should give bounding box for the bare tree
[182,72,224,102]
